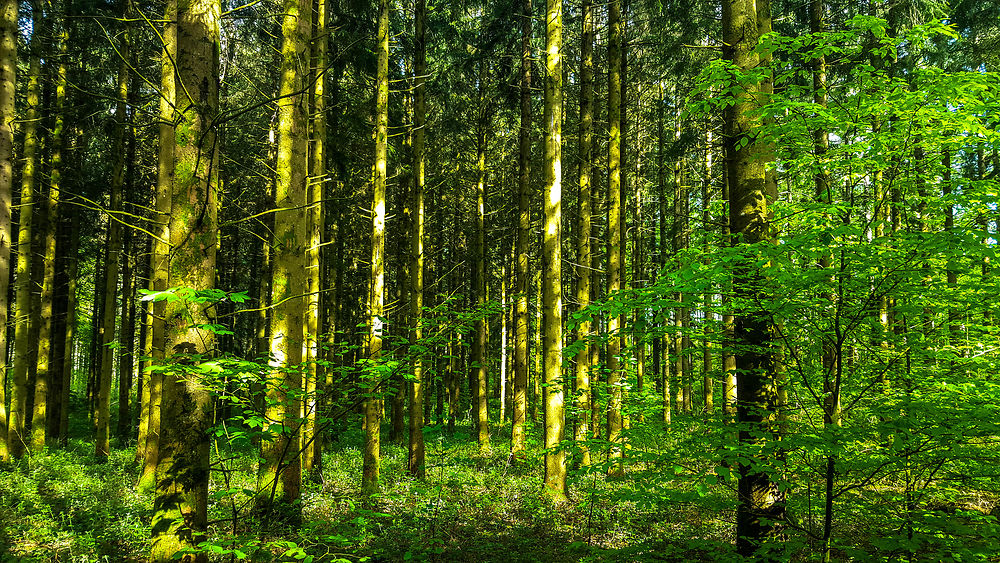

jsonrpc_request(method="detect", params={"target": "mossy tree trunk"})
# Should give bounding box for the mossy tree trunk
[605,0,624,479]
[8,0,41,460]
[95,8,129,460]
[542,0,566,498]
[257,0,310,515]
[148,0,220,558]
[509,0,531,460]
[723,0,785,555]
[572,0,594,468]
[139,0,176,491]
[363,0,389,495]
[407,0,427,478]
[0,0,14,461]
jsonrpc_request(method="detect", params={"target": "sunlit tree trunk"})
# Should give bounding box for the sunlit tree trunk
[605,0,624,479]
[148,0,220,558]
[408,0,427,477]
[573,0,594,467]
[0,0,13,461]
[472,63,491,455]
[303,0,327,477]
[257,0,310,514]
[363,0,389,495]
[510,0,531,459]
[542,0,566,497]
[723,0,784,555]
[8,0,41,460]
[656,82,671,425]
[31,5,66,452]
[139,0,175,491]
[702,128,714,415]
[96,9,129,459]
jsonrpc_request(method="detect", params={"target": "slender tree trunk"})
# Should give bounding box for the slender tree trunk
[407,0,427,477]
[510,0,532,459]
[139,0,175,491]
[702,127,714,415]
[149,0,220,557]
[363,0,389,495]
[573,0,594,468]
[9,0,42,460]
[542,0,566,497]
[31,5,66,452]
[0,0,13,461]
[116,229,135,440]
[605,0,624,479]
[303,0,327,476]
[96,11,129,459]
[657,82,671,425]
[473,66,490,455]
[58,206,79,445]
[257,0,309,514]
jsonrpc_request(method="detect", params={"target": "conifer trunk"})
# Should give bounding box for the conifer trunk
[542,0,565,497]
[573,0,594,466]
[0,0,13,461]
[723,0,784,554]
[149,0,220,557]
[9,0,42,460]
[258,0,310,513]
[363,0,389,494]
[96,11,129,459]
[408,0,427,477]
[510,0,531,458]
[605,0,624,479]
[139,0,175,491]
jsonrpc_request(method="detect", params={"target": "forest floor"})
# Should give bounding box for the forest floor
[7,403,995,562]
[0,407,746,563]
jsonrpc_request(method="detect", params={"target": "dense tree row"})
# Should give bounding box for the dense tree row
[0,0,998,560]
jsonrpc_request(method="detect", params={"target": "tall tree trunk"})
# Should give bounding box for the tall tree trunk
[363,0,389,495]
[702,127,714,415]
[605,0,624,479]
[148,0,220,557]
[0,0,13,461]
[257,0,310,515]
[509,0,531,459]
[408,0,427,477]
[723,0,784,555]
[573,0,594,468]
[9,0,42,460]
[139,0,175,491]
[657,82,671,425]
[303,0,327,477]
[58,205,79,445]
[542,0,566,498]
[116,229,135,440]
[95,10,129,459]
[473,65,490,456]
[32,4,66,452]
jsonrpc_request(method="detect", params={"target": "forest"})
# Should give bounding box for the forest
[0,0,998,560]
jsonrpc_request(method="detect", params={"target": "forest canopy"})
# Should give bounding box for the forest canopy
[0,0,999,561]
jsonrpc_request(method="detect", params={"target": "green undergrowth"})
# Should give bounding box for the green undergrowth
[2,417,998,562]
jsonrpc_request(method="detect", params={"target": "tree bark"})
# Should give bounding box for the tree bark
[9,0,42,460]
[0,0,13,461]
[723,0,785,555]
[509,0,531,459]
[605,0,624,479]
[149,0,220,558]
[363,0,389,495]
[573,0,594,468]
[257,0,310,515]
[408,0,427,477]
